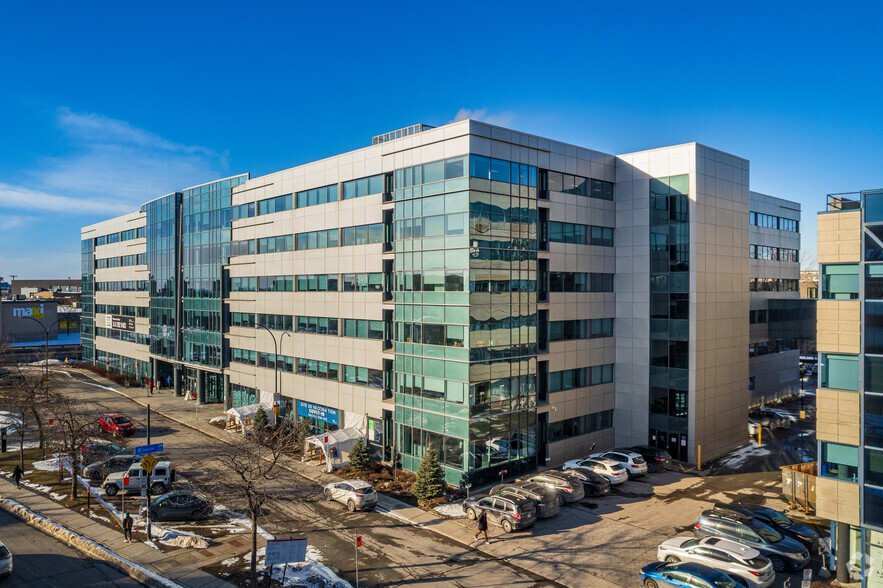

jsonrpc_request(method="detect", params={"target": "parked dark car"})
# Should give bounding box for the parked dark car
[555,467,610,496]
[641,561,742,588]
[463,494,537,532]
[628,446,673,472]
[139,490,214,521]
[727,503,820,550]
[80,442,126,465]
[748,409,789,430]
[515,471,585,504]
[83,453,141,483]
[0,368,24,387]
[694,509,810,572]
[490,482,560,519]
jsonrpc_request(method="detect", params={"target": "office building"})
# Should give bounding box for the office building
[81,119,802,483]
[815,189,883,586]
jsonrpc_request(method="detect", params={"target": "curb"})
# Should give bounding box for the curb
[76,370,566,586]
[0,493,182,588]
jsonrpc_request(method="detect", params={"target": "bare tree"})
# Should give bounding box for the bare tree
[0,346,51,465]
[48,394,96,499]
[205,429,318,578]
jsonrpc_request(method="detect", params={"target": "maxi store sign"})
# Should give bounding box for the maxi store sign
[12,304,46,319]
[297,400,339,426]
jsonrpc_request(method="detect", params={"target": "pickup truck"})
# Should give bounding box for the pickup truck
[102,461,175,496]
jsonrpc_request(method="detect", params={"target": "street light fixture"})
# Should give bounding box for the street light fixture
[25,317,62,382]
[257,326,292,426]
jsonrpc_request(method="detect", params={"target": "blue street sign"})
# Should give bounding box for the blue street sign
[134,443,163,456]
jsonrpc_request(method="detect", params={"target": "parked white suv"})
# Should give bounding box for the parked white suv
[103,461,175,496]
[589,450,648,477]
[563,457,628,484]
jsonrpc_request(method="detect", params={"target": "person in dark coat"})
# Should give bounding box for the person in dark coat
[472,505,489,544]
[123,512,133,542]
[12,465,23,488]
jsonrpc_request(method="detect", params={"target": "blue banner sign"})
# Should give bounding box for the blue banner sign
[297,401,339,426]
[134,443,164,456]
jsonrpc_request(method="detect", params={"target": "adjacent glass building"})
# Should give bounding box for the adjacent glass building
[815,189,883,587]
[81,119,799,484]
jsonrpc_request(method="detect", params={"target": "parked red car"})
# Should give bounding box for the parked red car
[98,413,136,437]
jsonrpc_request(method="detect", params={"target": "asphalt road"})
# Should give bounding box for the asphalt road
[0,507,142,587]
[46,369,557,588]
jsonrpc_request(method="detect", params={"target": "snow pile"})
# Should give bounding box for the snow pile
[33,455,64,472]
[209,416,226,425]
[0,411,22,434]
[215,505,274,539]
[433,502,466,517]
[716,442,771,470]
[232,546,352,588]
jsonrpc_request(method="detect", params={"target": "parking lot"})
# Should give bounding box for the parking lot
[440,463,827,588]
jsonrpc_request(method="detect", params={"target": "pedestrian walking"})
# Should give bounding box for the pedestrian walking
[122,512,133,542]
[142,376,147,388]
[148,379,153,395]
[166,375,172,389]
[468,502,489,544]
[155,378,161,391]
[12,465,23,488]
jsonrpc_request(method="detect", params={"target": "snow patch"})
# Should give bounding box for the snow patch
[716,442,772,470]
[49,492,67,501]
[433,502,466,517]
[209,416,226,424]
[239,544,351,587]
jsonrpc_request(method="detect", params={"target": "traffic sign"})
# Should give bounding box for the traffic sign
[803,569,812,581]
[140,454,158,474]
[135,443,163,456]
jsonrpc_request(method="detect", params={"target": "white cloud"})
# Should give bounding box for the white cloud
[451,108,515,128]
[0,108,232,278]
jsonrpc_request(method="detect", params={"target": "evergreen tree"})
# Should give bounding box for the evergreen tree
[411,441,446,501]
[293,418,312,453]
[252,407,268,437]
[349,437,370,471]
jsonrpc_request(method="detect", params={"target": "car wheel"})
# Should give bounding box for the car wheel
[768,556,787,573]
[557,494,565,507]
[90,471,102,483]
[324,489,333,501]
[665,556,680,563]
[105,484,119,497]
[644,579,658,588]
[769,421,778,430]
[502,519,514,533]
[347,500,356,512]
[466,508,476,520]
[150,482,166,494]
[149,510,158,521]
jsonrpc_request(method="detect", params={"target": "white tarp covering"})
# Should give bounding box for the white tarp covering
[304,428,365,472]
[225,403,272,434]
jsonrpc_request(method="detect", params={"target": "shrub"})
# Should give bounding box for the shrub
[349,437,369,471]
[410,442,446,501]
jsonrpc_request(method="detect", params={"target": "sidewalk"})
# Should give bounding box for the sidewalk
[93,371,615,587]
[0,477,240,588]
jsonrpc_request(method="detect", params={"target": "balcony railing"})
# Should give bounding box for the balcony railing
[827,193,861,211]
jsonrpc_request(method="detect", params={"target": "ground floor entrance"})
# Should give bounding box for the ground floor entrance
[650,428,688,462]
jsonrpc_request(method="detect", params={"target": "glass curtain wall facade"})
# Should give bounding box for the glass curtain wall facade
[392,155,538,485]
[81,238,95,362]
[648,175,690,461]
[144,194,181,360]
[180,176,247,402]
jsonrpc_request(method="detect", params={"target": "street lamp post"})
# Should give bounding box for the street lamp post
[25,317,62,382]
[257,326,291,426]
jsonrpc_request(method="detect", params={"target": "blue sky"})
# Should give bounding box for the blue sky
[1,1,881,278]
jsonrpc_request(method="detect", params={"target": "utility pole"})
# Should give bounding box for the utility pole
[257,326,291,426]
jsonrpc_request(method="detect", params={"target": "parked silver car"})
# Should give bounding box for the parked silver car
[490,482,560,519]
[0,540,11,579]
[323,479,378,512]
[83,453,141,483]
[657,536,775,588]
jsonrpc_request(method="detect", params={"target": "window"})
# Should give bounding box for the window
[821,264,859,299]
[820,353,858,391]
[547,222,614,246]
[343,174,385,199]
[294,229,337,250]
[296,184,338,209]
[549,319,613,341]
[820,442,858,482]
[867,393,883,447]
[296,274,338,292]
[256,194,293,216]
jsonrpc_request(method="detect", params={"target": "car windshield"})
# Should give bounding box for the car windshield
[758,508,791,526]
[356,486,374,493]
[680,539,700,549]
[113,417,130,424]
[612,464,626,472]
[753,522,784,543]
[710,572,740,588]
[0,545,8,558]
